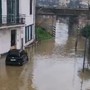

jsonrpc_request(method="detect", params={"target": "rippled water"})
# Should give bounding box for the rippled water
[0,23,90,90]
[55,22,68,45]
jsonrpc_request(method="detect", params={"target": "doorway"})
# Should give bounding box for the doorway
[11,30,16,46]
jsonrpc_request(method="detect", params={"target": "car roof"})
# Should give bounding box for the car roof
[9,49,25,53]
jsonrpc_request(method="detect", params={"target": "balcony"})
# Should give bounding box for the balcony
[0,14,25,28]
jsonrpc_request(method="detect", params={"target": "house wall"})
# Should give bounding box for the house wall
[19,0,34,25]
[0,29,10,54]
[16,28,22,49]
[23,24,35,47]
[0,28,22,54]
[19,0,35,47]
[2,0,7,24]
[1,0,35,25]
[2,0,7,16]
[0,0,35,54]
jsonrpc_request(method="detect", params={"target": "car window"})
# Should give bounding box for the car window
[8,49,19,57]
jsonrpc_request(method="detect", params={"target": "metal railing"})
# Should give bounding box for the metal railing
[0,14,25,26]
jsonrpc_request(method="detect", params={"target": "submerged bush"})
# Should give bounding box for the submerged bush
[81,25,90,38]
[36,27,53,40]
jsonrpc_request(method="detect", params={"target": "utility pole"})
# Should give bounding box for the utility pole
[75,26,79,53]
[82,38,87,72]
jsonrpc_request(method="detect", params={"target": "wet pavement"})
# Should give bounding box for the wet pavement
[0,23,90,90]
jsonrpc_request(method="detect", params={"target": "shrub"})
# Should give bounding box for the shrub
[81,25,90,38]
[36,27,52,40]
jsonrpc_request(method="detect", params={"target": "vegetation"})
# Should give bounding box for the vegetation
[80,25,90,72]
[36,27,53,40]
[81,25,90,38]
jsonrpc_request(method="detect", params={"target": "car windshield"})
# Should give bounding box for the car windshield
[8,49,20,57]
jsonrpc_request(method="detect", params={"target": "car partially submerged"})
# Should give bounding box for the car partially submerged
[5,49,28,66]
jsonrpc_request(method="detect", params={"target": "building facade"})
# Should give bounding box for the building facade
[59,0,70,8]
[36,0,59,8]
[0,0,35,54]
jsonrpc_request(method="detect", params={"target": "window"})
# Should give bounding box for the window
[25,25,33,43]
[7,0,19,23]
[0,0,2,23]
[30,0,32,14]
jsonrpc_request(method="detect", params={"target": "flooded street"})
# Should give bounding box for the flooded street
[0,22,90,90]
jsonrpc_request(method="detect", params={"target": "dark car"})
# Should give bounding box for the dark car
[5,49,28,66]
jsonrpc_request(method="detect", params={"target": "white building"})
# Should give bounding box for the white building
[59,0,70,8]
[0,0,35,54]
[79,1,88,8]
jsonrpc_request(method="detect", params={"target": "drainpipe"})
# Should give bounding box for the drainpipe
[21,38,23,50]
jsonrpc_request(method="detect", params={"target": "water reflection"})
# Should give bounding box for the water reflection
[5,66,23,90]
[35,39,55,56]
[78,70,90,90]
[78,70,90,81]
[55,22,68,46]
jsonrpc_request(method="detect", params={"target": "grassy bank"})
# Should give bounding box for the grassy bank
[36,27,53,40]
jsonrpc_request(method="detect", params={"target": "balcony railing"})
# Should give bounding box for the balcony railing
[0,14,25,26]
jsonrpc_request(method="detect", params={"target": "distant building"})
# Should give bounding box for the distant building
[67,0,89,9]
[59,0,70,8]
[0,0,35,54]
[79,1,88,8]
[36,0,59,8]
[81,0,89,3]
[68,0,80,8]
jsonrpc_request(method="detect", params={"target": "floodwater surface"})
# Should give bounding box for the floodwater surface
[0,23,90,90]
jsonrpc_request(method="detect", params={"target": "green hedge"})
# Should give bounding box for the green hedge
[36,27,53,40]
[81,25,90,38]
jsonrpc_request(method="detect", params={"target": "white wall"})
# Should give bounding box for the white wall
[2,0,7,16]
[19,0,34,25]
[0,29,10,54]
[15,28,22,49]
[0,27,22,54]
[2,0,7,24]
[19,0,35,47]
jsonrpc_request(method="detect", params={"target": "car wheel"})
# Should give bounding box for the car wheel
[19,62,23,66]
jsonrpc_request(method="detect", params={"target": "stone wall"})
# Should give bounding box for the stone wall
[36,15,56,35]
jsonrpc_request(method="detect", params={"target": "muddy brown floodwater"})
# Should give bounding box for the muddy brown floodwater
[0,23,90,90]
